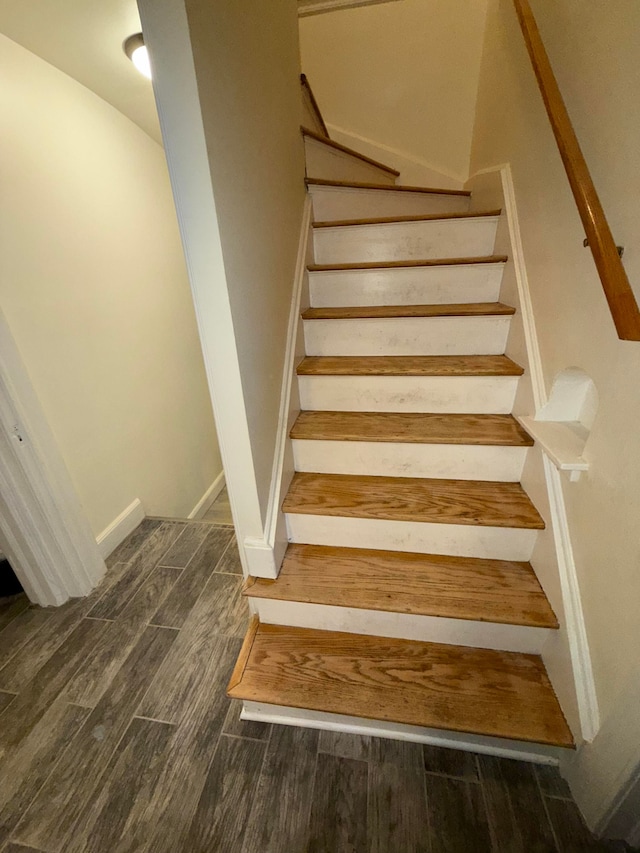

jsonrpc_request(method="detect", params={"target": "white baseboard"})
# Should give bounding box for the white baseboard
[243,196,314,579]
[326,122,466,188]
[241,701,562,765]
[188,470,226,520]
[96,498,145,558]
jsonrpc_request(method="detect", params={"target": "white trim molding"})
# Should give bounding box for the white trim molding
[188,470,225,520]
[466,164,599,743]
[243,196,313,579]
[96,499,145,558]
[242,701,563,765]
[298,0,403,17]
[0,310,105,606]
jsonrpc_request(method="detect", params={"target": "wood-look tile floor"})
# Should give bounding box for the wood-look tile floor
[0,519,628,853]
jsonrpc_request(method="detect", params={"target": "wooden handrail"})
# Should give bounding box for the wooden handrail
[513,0,640,341]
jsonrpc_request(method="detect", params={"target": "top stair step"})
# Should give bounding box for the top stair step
[303,127,399,186]
[306,178,471,196]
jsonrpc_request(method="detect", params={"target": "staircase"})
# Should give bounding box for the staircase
[228,78,574,755]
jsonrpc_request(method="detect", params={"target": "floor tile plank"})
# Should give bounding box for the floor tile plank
[13,626,177,852]
[0,691,16,716]
[544,797,617,852]
[318,729,372,761]
[0,700,90,847]
[142,574,247,724]
[152,527,234,628]
[427,775,492,852]
[0,595,29,634]
[478,754,558,852]
[308,753,368,853]
[0,619,108,751]
[63,567,182,707]
[64,717,174,853]
[88,522,184,620]
[0,608,54,673]
[368,739,429,853]
[223,699,271,741]
[0,598,97,693]
[106,518,162,566]
[185,734,267,853]
[214,535,243,575]
[423,745,479,780]
[535,763,572,799]
[117,637,240,853]
[241,725,318,853]
[157,523,211,569]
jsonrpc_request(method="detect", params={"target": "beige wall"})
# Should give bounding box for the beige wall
[184,0,306,521]
[0,33,222,536]
[299,0,488,184]
[469,0,640,819]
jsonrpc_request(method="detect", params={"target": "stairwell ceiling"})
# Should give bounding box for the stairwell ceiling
[0,0,162,143]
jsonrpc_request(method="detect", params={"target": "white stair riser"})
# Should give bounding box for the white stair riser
[313,217,499,265]
[253,599,549,654]
[241,702,564,764]
[309,264,504,308]
[309,186,470,221]
[298,375,519,414]
[303,316,511,357]
[304,137,397,186]
[286,513,538,562]
[292,439,528,482]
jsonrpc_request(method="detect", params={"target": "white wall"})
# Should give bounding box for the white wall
[183,0,307,522]
[0,33,222,537]
[299,0,489,185]
[468,0,640,827]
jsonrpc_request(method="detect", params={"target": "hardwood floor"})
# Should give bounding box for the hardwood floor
[0,519,625,852]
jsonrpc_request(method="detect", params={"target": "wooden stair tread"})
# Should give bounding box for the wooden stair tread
[228,621,574,747]
[313,210,502,228]
[302,126,400,177]
[290,412,534,446]
[306,178,471,197]
[245,544,558,628]
[282,473,545,530]
[297,355,525,377]
[302,302,516,320]
[308,255,508,272]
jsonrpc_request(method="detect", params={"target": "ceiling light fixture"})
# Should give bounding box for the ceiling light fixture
[123,33,151,79]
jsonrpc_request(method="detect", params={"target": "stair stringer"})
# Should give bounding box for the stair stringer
[465,164,599,747]
[242,196,313,579]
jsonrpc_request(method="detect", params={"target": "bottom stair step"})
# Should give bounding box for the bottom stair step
[228,620,574,749]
